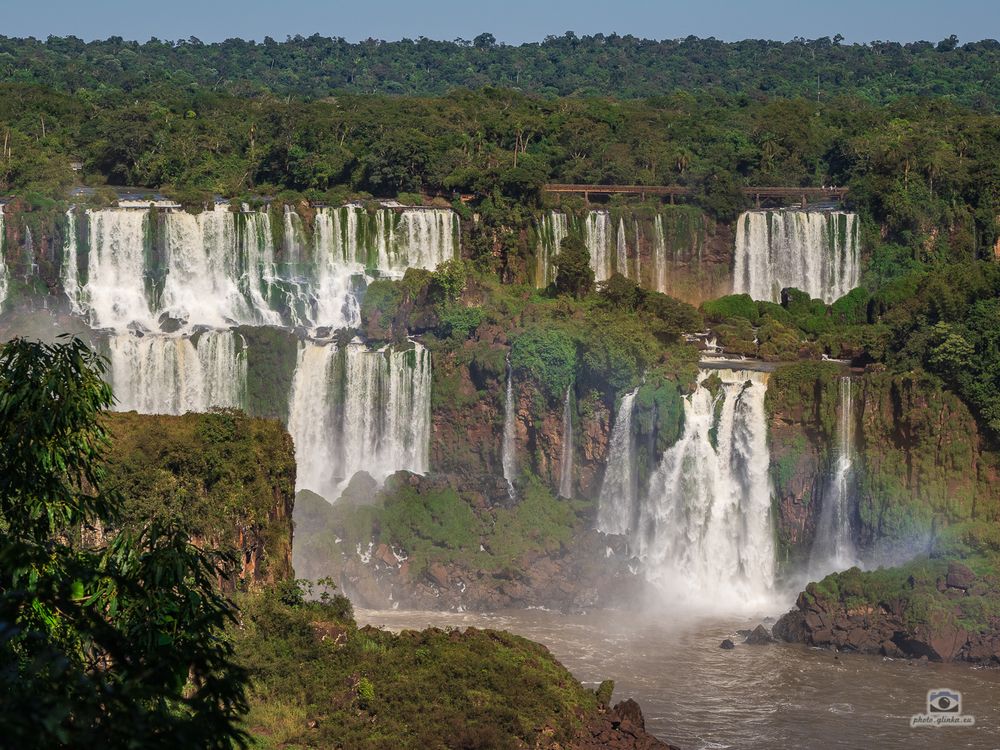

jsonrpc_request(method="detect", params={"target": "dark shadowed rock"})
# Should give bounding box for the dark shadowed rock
[720,638,735,649]
[773,610,807,642]
[745,624,775,645]
[613,698,646,731]
[339,471,380,506]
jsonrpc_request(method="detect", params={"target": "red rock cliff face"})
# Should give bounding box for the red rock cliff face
[430,340,612,499]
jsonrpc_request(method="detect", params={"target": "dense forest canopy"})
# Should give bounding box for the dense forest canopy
[2,83,997,257]
[0,33,998,107]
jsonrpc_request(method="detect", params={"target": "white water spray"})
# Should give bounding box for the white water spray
[108,330,246,415]
[638,369,776,610]
[809,376,859,576]
[585,211,613,283]
[558,386,574,497]
[287,340,432,502]
[733,210,860,303]
[596,389,639,535]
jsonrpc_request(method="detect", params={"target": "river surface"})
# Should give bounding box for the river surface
[356,607,1000,749]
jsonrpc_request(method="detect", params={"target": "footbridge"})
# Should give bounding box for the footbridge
[542,184,848,206]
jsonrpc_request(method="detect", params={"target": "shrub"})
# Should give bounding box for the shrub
[701,294,759,324]
[511,326,577,402]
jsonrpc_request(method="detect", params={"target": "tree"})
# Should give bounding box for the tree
[553,234,594,299]
[0,337,248,749]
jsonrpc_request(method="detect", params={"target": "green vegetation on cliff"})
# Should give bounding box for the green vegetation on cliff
[298,475,586,580]
[0,337,247,748]
[233,583,622,749]
[103,409,296,587]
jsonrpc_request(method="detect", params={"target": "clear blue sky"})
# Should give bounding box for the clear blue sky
[2,0,996,44]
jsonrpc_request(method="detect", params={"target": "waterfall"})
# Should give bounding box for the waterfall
[637,369,775,608]
[0,209,7,310]
[501,359,518,498]
[238,208,284,327]
[287,340,431,502]
[652,215,668,293]
[74,204,459,333]
[558,386,574,498]
[596,389,638,535]
[615,219,629,277]
[809,376,859,576]
[535,211,567,288]
[161,204,254,328]
[84,208,156,330]
[393,208,459,273]
[62,210,85,315]
[313,206,365,328]
[733,210,860,303]
[108,330,246,414]
[585,211,612,283]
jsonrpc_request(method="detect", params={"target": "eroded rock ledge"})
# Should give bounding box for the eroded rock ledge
[774,551,1000,664]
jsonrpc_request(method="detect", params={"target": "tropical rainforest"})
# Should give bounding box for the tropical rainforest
[2,30,1000,750]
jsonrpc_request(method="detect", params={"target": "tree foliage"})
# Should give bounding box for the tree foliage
[0,337,248,749]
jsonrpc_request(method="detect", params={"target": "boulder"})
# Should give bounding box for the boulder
[612,699,645,731]
[946,562,976,591]
[772,610,807,643]
[744,624,775,645]
[427,562,450,588]
[719,639,735,650]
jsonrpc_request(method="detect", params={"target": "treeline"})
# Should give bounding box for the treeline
[1,33,999,108]
[1,84,998,258]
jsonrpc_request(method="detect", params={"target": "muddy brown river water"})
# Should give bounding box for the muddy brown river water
[356,607,1000,749]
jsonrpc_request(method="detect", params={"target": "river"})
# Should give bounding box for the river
[356,607,1000,749]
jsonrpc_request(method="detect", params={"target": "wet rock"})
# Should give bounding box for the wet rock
[339,471,380,506]
[772,610,807,643]
[946,562,976,590]
[880,639,903,658]
[744,624,775,645]
[427,562,450,588]
[719,639,735,650]
[157,313,184,333]
[613,698,646,731]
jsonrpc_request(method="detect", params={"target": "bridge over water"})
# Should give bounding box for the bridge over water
[542,184,848,207]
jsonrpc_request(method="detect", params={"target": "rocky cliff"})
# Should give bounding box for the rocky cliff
[765,362,1000,567]
[774,526,1000,664]
[293,472,644,611]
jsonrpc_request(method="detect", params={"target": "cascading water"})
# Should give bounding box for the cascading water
[108,330,246,415]
[809,376,859,576]
[652,215,668,293]
[596,389,639,536]
[637,369,776,609]
[615,219,629,276]
[394,208,459,273]
[62,210,85,315]
[733,210,860,303]
[585,211,613,283]
[535,211,567,288]
[558,386,574,498]
[84,208,156,330]
[161,204,255,328]
[72,203,460,333]
[502,359,518,498]
[287,340,432,502]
